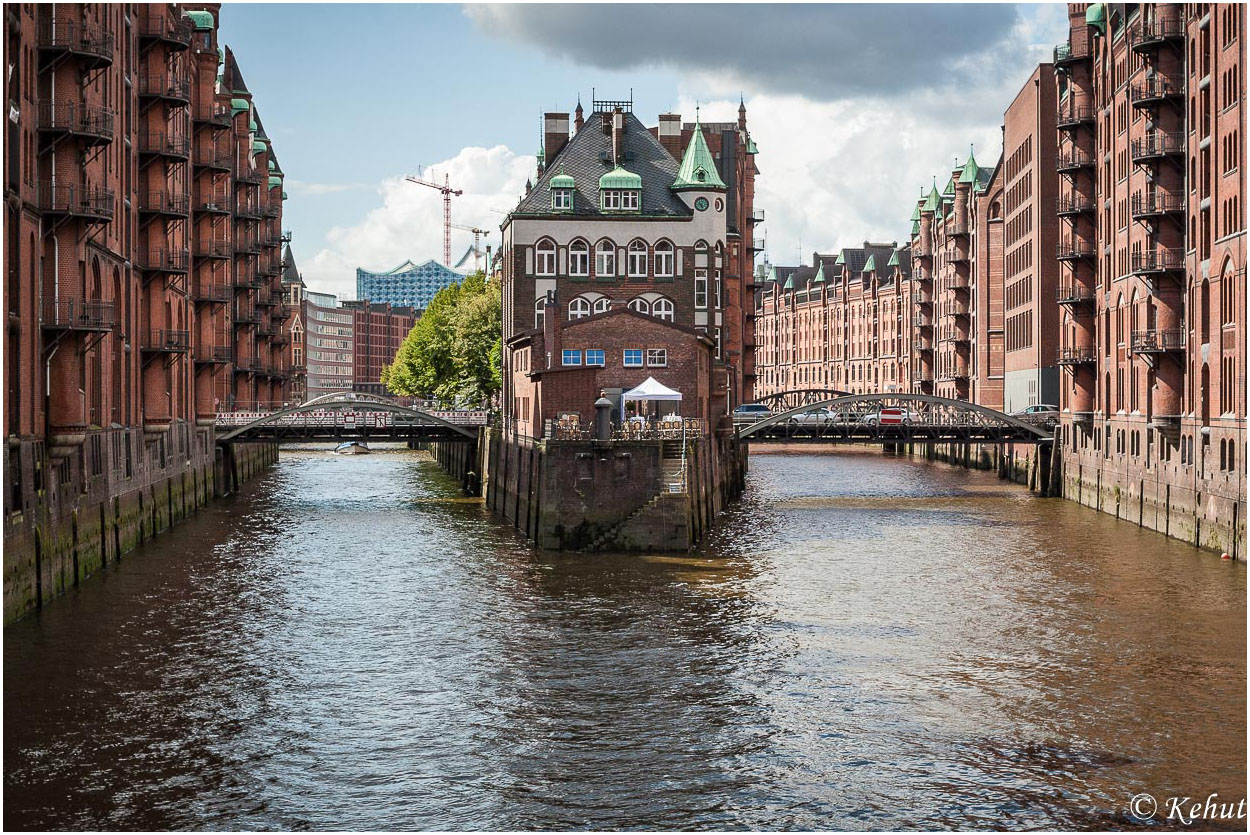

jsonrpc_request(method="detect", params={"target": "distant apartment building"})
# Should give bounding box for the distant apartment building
[303,292,354,398]
[1053,2,1245,540]
[356,259,463,312]
[754,243,913,398]
[341,301,416,395]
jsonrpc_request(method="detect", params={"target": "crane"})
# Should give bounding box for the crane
[405,170,462,266]
[450,223,491,271]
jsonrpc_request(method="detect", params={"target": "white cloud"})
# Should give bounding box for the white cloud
[299,145,535,299]
[285,180,371,196]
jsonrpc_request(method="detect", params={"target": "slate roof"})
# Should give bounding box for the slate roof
[512,111,690,219]
[221,48,249,95]
[281,244,302,285]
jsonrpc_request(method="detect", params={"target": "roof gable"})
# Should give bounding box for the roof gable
[672,122,727,190]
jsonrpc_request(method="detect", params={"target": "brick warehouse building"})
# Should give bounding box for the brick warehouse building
[342,299,416,396]
[499,97,761,437]
[3,3,290,619]
[1054,2,1245,550]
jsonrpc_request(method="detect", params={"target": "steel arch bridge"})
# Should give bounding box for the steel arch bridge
[215,392,485,443]
[737,393,1054,445]
[753,388,853,413]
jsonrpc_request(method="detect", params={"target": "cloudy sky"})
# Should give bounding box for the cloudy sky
[220,3,1069,299]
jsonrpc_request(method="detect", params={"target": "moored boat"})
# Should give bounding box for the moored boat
[334,441,370,455]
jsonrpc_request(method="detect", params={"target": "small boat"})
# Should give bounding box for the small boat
[334,441,370,455]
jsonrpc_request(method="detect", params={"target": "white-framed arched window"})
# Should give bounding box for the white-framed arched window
[595,239,615,277]
[654,240,674,277]
[652,297,675,321]
[569,296,592,319]
[593,296,611,314]
[534,297,546,328]
[628,297,651,315]
[535,239,556,276]
[628,239,648,277]
[569,239,589,277]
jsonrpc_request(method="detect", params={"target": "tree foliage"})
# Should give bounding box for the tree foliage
[382,271,501,406]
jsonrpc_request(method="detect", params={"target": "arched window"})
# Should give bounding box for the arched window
[595,240,615,277]
[1201,279,1211,343]
[628,240,648,277]
[569,239,589,277]
[627,297,651,315]
[569,296,592,319]
[593,296,611,314]
[652,297,675,321]
[535,239,556,276]
[534,297,546,328]
[654,240,674,277]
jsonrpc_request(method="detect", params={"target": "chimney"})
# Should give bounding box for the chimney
[543,290,561,369]
[543,112,570,164]
[574,98,584,132]
[611,107,625,165]
[658,113,682,160]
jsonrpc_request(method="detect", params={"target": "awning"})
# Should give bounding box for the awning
[622,377,682,401]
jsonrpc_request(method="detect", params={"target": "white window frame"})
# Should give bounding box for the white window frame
[593,296,611,314]
[562,349,582,366]
[694,269,708,309]
[628,240,648,277]
[535,240,556,276]
[585,349,606,366]
[534,298,546,328]
[652,297,675,321]
[552,189,572,210]
[569,240,590,276]
[654,241,674,277]
[601,190,620,210]
[647,348,668,367]
[628,297,651,315]
[714,270,722,308]
[622,190,639,210]
[569,296,592,319]
[623,348,644,368]
[595,240,615,277]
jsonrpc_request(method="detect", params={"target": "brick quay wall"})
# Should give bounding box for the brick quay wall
[4,428,277,623]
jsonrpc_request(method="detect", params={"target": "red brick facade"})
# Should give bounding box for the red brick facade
[343,300,416,395]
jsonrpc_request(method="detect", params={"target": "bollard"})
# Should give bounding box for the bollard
[594,396,613,440]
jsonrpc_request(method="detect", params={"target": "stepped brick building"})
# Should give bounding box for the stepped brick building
[3,3,290,618]
[1053,2,1245,546]
[499,97,760,437]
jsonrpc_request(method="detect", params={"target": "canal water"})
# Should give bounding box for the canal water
[4,447,1245,830]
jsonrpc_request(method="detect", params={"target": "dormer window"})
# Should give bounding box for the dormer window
[599,165,642,212]
[601,189,639,211]
[549,170,575,212]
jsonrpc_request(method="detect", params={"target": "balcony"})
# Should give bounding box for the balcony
[233,307,262,326]
[136,13,193,49]
[137,190,190,217]
[948,221,970,237]
[911,291,932,306]
[937,367,970,382]
[948,298,970,317]
[913,241,932,258]
[946,272,970,290]
[36,103,114,146]
[1053,39,1091,66]
[235,237,262,255]
[138,248,190,274]
[37,21,114,68]
[137,74,192,105]
[193,194,231,215]
[37,182,114,222]
[1131,329,1186,354]
[912,337,934,353]
[261,234,284,249]
[750,237,766,253]
[260,205,281,219]
[192,282,231,305]
[1057,346,1097,366]
[1056,194,1095,216]
[1131,248,1185,275]
[1056,149,1095,172]
[1130,77,1184,108]
[1056,283,1096,305]
[1131,131,1186,162]
[912,367,934,382]
[192,148,233,171]
[137,130,190,159]
[234,164,263,185]
[193,104,233,129]
[235,203,262,220]
[1131,192,1185,220]
[1057,239,1095,261]
[234,355,262,373]
[1129,17,1185,52]
[281,230,293,244]
[939,328,970,345]
[913,313,932,328]
[195,345,232,365]
[1057,104,1096,130]
[948,249,970,264]
[143,329,191,353]
[42,299,114,332]
[233,272,263,290]
[194,239,231,260]
[259,261,282,277]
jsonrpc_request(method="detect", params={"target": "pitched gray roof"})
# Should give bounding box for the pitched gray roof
[281,244,302,285]
[513,111,691,219]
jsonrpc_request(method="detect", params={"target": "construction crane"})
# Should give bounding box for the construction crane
[405,170,462,266]
[450,223,491,271]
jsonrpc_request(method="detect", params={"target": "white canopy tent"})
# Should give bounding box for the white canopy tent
[620,377,682,420]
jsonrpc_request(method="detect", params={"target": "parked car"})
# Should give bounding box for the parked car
[1011,404,1060,426]
[732,403,773,423]
[860,406,914,426]
[786,407,836,427]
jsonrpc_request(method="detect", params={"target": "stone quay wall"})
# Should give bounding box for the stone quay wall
[3,425,277,623]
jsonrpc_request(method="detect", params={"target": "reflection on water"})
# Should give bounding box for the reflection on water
[4,445,1245,830]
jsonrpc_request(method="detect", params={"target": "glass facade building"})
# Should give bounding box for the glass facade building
[356,259,465,312]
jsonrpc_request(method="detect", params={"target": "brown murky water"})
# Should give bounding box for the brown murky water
[4,447,1245,830]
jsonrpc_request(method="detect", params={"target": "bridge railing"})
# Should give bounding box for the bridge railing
[214,408,490,429]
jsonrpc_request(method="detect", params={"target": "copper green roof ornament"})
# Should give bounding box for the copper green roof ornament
[599,165,642,190]
[958,145,980,184]
[835,250,846,265]
[672,111,726,191]
[549,166,575,189]
[923,180,942,212]
[783,274,794,290]
[812,262,826,283]
[862,253,877,273]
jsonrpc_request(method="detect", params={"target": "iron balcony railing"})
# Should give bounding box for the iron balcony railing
[1131,192,1185,218]
[235,237,262,255]
[135,13,193,48]
[37,182,115,221]
[234,307,262,325]
[948,221,970,236]
[194,239,232,259]
[1057,239,1096,260]
[192,282,231,304]
[1057,104,1096,129]
[36,21,114,65]
[234,355,263,373]
[144,329,191,352]
[1129,17,1185,50]
[233,164,263,184]
[234,202,262,220]
[1057,346,1097,365]
[195,345,233,364]
[912,337,934,353]
[946,272,970,289]
[36,102,114,144]
[138,248,190,274]
[137,130,190,158]
[260,205,281,219]
[193,104,232,128]
[1056,194,1095,215]
[1130,76,1183,106]
[948,248,970,264]
[137,73,192,104]
[192,148,233,170]
[194,193,231,214]
[1056,283,1096,305]
[1131,131,1185,161]
[1131,329,1186,354]
[233,272,263,289]
[911,291,932,305]
[1131,248,1185,274]
[1053,38,1092,65]
[1057,149,1095,172]
[137,190,190,216]
[750,209,765,223]
[42,298,115,331]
